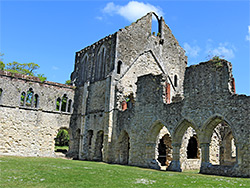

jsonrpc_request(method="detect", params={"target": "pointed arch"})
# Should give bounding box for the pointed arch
[201,114,236,144]
[81,53,89,82]
[97,45,106,80]
[146,120,167,143]
[172,119,199,144]
[145,120,172,169]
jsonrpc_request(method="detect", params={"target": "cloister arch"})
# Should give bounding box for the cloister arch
[199,115,239,175]
[168,119,200,172]
[172,119,200,144]
[145,120,172,169]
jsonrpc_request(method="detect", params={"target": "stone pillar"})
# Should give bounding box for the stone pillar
[146,143,160,170]
[65,99,69,112]
[200,143,211,173]
[200,143,210,163]
[236,143,242,165]
[167,143,181,172]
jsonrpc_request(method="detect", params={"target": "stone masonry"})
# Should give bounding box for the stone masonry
[0,70,74,157]
[68,12,249,177]
[0,12,249,178]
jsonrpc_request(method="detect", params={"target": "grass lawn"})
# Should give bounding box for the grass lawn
[54,146,69,152]
[0,156,249,188]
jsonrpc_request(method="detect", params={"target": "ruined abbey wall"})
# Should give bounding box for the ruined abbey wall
[0,71,74,157]
[1,12,248,178]
[115,60,249,177]
[68,12,187,160]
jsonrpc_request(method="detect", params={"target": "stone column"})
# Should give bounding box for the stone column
[236,143,242,165]
[200,143,211,173]
[167,143,181,172]
[200,143,210,163]
[146,143,160,170]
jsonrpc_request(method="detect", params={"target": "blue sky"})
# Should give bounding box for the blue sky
[1,0,249,95]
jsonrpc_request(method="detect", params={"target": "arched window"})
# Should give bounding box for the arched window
[117,61,122,74]
[56,97,61,111]
[26,88,34,107]
[84,56,88,81]
[96,45,106,80]
[174,75,178,87]
[61,94,68,112]
[20,92,26,106]
[101,47,106,78]
[34,94,39,108]
[67,99,72,112]
[87,130,93,147]
[81,54,89,82]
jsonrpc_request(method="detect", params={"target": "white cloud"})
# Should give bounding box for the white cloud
[103,1,164,22]
[52,66,59,70]
[183,43,201,58]
[246,25,250,41]
[207,42,236,60]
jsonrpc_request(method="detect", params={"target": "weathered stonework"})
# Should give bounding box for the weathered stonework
[68,13,249,178]
[0,12,249,178]
[0,70,74,157]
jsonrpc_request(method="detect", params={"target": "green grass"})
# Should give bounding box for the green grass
[54,145,69,151]
[0,156,249,188]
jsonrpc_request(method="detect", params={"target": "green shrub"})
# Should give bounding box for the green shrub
[55,129,69,146]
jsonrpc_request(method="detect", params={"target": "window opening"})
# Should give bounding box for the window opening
[20,92,26,106]
[101,48,106,78]
[151,13,160,37]
[117,61,122,74]
[209,122,237,166]
[84,56,88,81]
[56,97,61,111]
[67,99,72,112]
[187,136,198,159]
[26,88,34,107]
[54,128,69,154]
[231,138,236,158]
[34,94,39,108]
[157,138,167,166]
[87,130,93,147]
[0,88,2,101]
[61,94,68,112]
[174,75,178,87]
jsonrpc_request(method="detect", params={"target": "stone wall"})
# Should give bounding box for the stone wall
[68,12,188,159]
[114,60,249,177]
[0,71,74,157]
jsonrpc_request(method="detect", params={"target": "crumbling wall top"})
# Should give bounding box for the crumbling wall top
[0,70,74,90]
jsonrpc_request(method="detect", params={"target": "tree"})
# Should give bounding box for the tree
[0,52,47,81]
[0,53,4,70]
[65,79,71,85]
[55,128,69,146]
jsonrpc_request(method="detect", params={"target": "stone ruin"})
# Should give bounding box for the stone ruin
[0,12,249,177]
[0,70,74,157]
